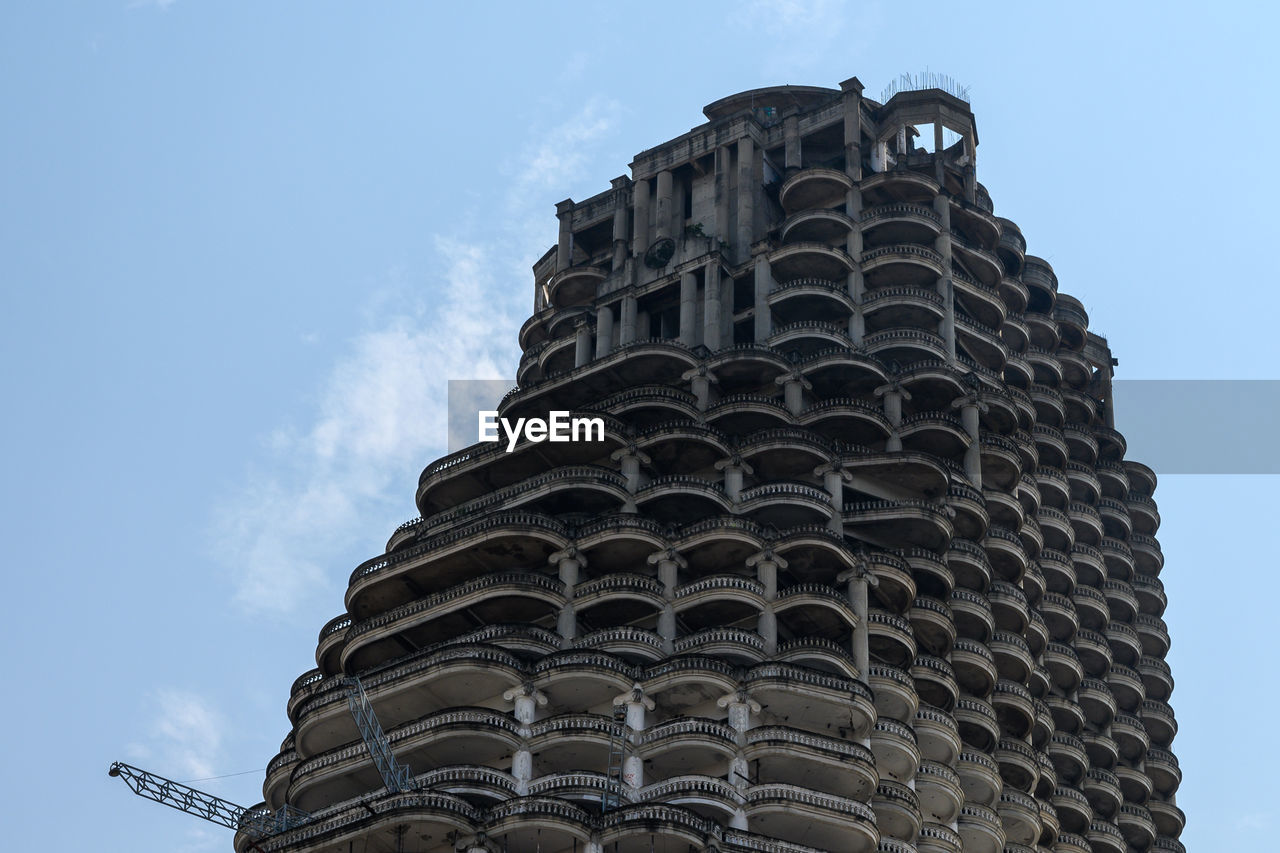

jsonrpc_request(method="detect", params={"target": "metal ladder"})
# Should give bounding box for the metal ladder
[346,676,414,793]
[601,706,629,811]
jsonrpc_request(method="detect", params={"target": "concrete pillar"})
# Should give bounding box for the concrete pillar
[952,392,989,488]
[649,549,686,656]
[631,178,650,259]
[501,683,548,795]
[573,320,592,367]
[933,194,957,358]
[747,549,785,600]
[679,271,698,346]
[840,77,865,182]
[550,548,584,643]
[838,565,879,700]
[703,260,722,351]
[715,456,753,502]
[964,133,978,203]
[682,366,718,411]
[784,115,801,171]
[847,183,866,345]
[619,293,637,345]
[718,688,762,810]
[612,686,655,791]
[775,370,811,416]
[876,381,910,452]
[611,176,630,271]
[715,145,732,245]
[610,445,651,496]
[753,255,772,342]
[555,199,574,272]
[736,137,755,260]
[595,304,614,358]
[816,462,850,534]
[655,169,673,242]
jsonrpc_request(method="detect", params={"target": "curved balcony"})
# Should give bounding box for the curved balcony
[995,218,1025,273]
[992,679,1035,738]
[779,167,853,214]
[1105,626,1141,672]
[951,637,997,696]
[800,397,892,445]
[996,787,1040,846]
[1115,763,1153,806]
[958,750,1002,807]
[986,579,1030,635]
[995,736,1039,794]
[1116,803,1158,850]
[745,662,876,737]
[1048,732,1088,785]
[745,726,878,799]
[638,716,735,778]
[956,802,1003,853]
[955,315,1008,371]
[1071,586,1108,632]
[999,275,1030,315]
[1025,346,1064,387]
[1038,549,1075,595]
[872,716,922,782]
[1051,785,1092,836]
[954,695,1000,752]
[1074,627,1113,679]
[547,265,607,309]
[737,480,833,527]
[868,609,917,668]
[907,596,955,658]
[1129,533,1165,575]
[767,320,855,357]
[1139,655,1174,702]
[951,234,1003,288]
[1082,729,1120,771]
[1087,818,1126,853]
[914,705,962,767]
[862,285,946,332]
[1126,492,1160,535]
[1124,460,1157,497]
[780,207,856,244]
[1148,799,1186,840]
[746,783,879,853]
[863,326,951,365]
[1135,614,1171,659]
[1140,699,1178,747]
[915,760,963,824]
[578,626,667,662]
[1099,537,1134,581]
[1112,712,1150,763]
[1133,573,1167,617]
[869,663,920,724]
[844,498,953,551]
[1043,642,1084,693]
[1053,294,1089,351]
[911,656,959,712]
[770,241,856,282]
[861,201,941,245]
[1057,349,1092,390]
[873,780,923,843]
[862,243,944,288]
[768,277,853,324]
[1083,767,1122,819]
[1046,694,1085,738]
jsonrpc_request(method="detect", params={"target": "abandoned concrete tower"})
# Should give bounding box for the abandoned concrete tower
[257,77,1184,853]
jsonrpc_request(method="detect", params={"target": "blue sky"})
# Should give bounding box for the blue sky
[1,2,1274,850]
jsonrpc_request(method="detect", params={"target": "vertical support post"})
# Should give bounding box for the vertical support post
[736,137,755,262]
[753,255,772,342]
[679,271,698,346]
[556,199,574,272]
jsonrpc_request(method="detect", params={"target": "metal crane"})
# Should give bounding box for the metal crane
[106,762,311,839]
[109,675,417,839]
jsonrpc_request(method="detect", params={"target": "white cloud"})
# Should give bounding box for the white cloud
[126,689,225,781]
[213,100,619,616]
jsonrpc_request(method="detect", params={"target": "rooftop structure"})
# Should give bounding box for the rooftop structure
[255,76,1184,853]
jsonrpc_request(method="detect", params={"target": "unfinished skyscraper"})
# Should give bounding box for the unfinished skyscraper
[255,77,1184,853]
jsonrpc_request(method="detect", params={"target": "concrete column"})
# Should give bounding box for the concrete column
[595,304,614,358]
[952,392,989,488]
[550,548,585,643]
[847,183,866,345]
[682,366,718,411]
[715,456,753,502]
[775,369,811,416]
[631,178,650,259]
[573,320,592,367]
[840,76,865,182]
[619,293,637,345]
[679,271,698,346]
[753,255,772,342]
[715,145,732,245]
[501,683,548,796]
[964,133,978,203]
[655,169,673,242]
[718,687,762,813]
[747,549,785,600]
[610,445,651,495]
[875,381,911,452]
[736,137,755,260]
[934,191,957,362]
[555,199,574,272]
[612,686,655,790]
[838,565,880,699]
[784,115,801,171]
[703,260,722,351]
[648,548,686,656]
[816,462,850,534]
[611,176,630,271]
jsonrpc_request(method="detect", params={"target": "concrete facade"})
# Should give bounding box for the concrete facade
[251,78,1184,853]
